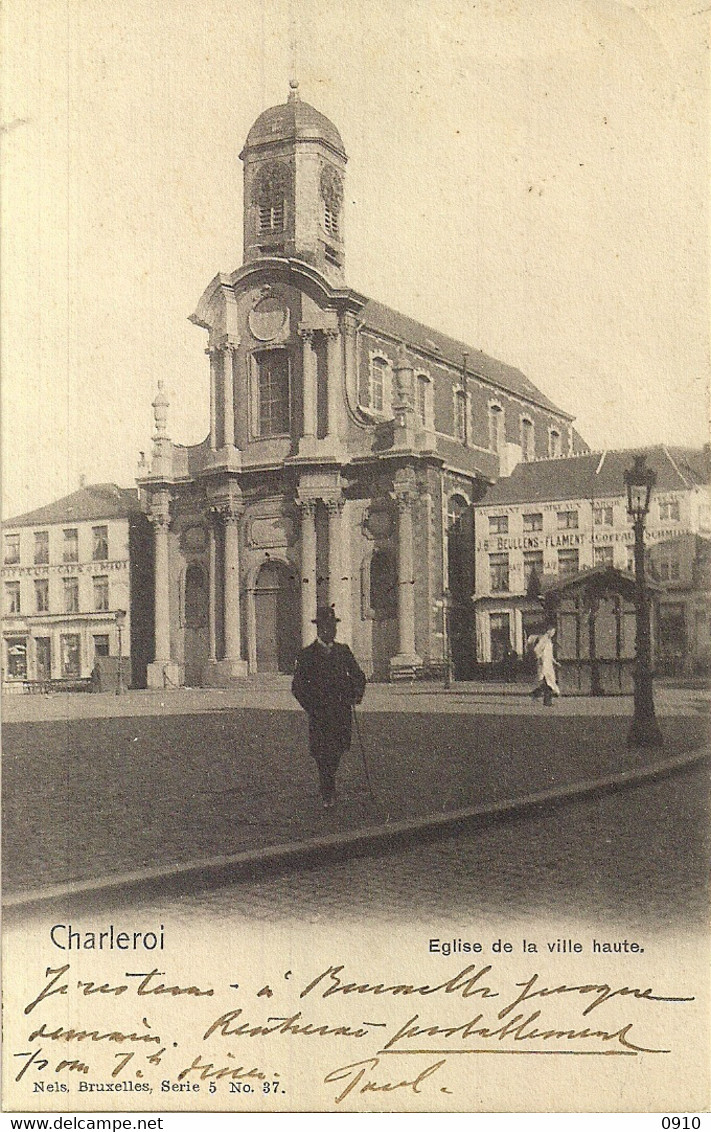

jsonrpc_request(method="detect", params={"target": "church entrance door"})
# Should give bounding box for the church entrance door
[254,561,300,673]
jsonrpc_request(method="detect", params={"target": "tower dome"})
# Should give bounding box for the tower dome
[241,81,346,160]
[240,82,347,281]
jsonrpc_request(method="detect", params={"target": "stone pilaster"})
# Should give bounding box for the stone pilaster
[298,498,318,645]
[204,494,248,682]
[390,478,422,674]
[297,327,319,457]
[324,327,342,443]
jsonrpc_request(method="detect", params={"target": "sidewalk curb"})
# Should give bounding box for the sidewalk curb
[5,745,709,912]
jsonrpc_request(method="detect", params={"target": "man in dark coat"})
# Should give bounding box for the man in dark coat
[291,605,366,807]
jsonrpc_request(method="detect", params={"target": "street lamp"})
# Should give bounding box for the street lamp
[624,455,662,746]
[115,609,127,696]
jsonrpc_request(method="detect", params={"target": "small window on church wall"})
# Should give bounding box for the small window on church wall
[455,391,467,443]
[549,428,562,458]
[255,350,290,437]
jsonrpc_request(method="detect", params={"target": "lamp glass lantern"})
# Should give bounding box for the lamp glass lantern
[624,454,655,520]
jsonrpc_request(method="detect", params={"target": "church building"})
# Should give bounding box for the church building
[137,83,581,686]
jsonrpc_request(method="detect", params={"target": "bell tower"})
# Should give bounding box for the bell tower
[240,81,347,284]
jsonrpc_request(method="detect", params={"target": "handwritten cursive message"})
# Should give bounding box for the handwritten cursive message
[9,952,695,1108]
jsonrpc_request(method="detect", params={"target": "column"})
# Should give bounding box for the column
[299,499,317,645]
[153,512,171,662]
[146,498,184,688]
[391,490,422,669]
[222,505,242,662]
[222,345,235,448]
[299,328,317,442]
[324,328,342,442]
[207,518,217,661]
[327,498,343,619]
[207,347,218,450]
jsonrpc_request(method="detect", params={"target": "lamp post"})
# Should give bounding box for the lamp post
[624,455,662,746]
[115,609,127,696]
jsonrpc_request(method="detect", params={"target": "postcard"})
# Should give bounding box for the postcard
[2,0,709,1116]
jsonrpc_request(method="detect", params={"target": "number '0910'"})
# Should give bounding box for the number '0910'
[662,1119,701,1129]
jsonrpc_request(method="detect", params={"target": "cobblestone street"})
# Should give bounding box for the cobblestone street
[3,683,708,899]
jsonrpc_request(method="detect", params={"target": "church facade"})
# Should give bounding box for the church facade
[137,84,581,686]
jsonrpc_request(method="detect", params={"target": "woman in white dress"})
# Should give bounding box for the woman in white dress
[530,625,560,706]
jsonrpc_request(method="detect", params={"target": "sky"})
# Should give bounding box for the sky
[2,0,709,518]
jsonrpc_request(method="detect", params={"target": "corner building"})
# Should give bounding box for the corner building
[138,85,580,686]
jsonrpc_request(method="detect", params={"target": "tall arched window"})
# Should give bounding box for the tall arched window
[253,349,290,437]
[416,374,431,428]
[549,427,562,458]
[488,403,504,452]
[455,391,467,443]
[369,356,388,413]
[520,417,534,462]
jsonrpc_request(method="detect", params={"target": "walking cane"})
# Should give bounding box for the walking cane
[352,704,379,812]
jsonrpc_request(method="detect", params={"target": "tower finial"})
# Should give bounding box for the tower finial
[288,78,300,102]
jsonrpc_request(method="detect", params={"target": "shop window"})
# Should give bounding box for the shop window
[34,531,49,564]
[93,576,109,612]
[93,634,110,659]
[5,636,27,679]
[520,417,534,462]
[5,581,20,614]
[523,512,543,532]
[34,578,49,613]
[489,612,512,664]
[64,577,79,613]
[488,514,508,535]
[4,534,19,565]
[593,545,614,568]
[254,350,290,437]
[557,548,579,578]
[557,510,578,530]
[92,525,109,561]
[63,529,79,563]
[60,633,81,678]
[593,506,613,526]
[489,552,509,592]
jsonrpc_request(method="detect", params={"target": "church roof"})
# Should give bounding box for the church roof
[4,484,141,528]
[479,446,710,507]
[360,298,571,419]
[242,87,346,158]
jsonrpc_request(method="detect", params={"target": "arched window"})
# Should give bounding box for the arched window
[455,391,467,443]
[369,550,397,619]
[416,374,431,428]
[369,356,388,413]
[184,563,207,628]
[549,427,562,458]
[520,417,534,462]
[253,349,290,437]
[488,403,504,453]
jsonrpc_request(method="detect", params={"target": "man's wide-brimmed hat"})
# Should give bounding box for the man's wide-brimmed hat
[313,604,340,626]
